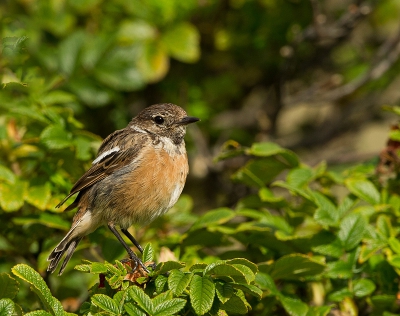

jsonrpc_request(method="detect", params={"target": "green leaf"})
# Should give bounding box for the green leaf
[138,42,169,82]
[13,213,70,230]
[0,298,15,316]
[190,208,235,231]
[338,213,366,250]
[215,282,233,304]
[117,20,157,44]
[153,261,185,276]
[190,275,215,315]
[155,275,168,293]
[220,291,249,315]
[24,311,53,316]
[124,302,146,316]
[153,298,186,316]
[142,243,154,264]
[388,236,400,254]
[344,178,380,205]
[258,187,284,203]
[0,273,19,299]
[94,46,144,91]
[0,180,27,212]
[255,272,278,295]
[168,270,193,296]
[204,262,249,284]
[328,288,352,302]
[128,286,154,315]
[162,22,200,63]
[40,125,73,149]
[377,215,394,239]
[270,254,326,280]
[58,31,86,76]
[225,258,258,274]
[0,165,16,183]
[91,294,119,315]
[232,283,263,299]
[353,279,376,297]
[11,264,64,316]
[312,238,343,258]
[190,263,208,272]
[287,167,314,188]
[247,142,299,166]
[279,295,308,316]
[388,254,400,268]
[312,192,339,226]
[25,183,51,210]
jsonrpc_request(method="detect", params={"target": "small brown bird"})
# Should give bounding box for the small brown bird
[47,103,199,275]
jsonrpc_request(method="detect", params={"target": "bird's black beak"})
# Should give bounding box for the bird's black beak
[177,116,200,125]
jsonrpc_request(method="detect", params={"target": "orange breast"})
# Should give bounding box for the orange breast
[104,145,189,228]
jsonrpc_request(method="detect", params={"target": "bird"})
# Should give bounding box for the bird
[47,103,199,275]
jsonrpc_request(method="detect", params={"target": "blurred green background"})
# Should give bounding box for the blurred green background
[2,0,400,313]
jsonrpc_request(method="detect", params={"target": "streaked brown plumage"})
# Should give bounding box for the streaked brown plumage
[47,103,199,275]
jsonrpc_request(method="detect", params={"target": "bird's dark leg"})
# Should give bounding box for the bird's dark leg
[107,223,149,273]
[121,228,144,253]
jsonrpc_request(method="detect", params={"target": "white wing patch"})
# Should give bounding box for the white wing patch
[92,147,120,165]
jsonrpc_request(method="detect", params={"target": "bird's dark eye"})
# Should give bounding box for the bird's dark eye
[154,116,164,125]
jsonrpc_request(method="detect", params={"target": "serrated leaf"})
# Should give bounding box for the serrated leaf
[279,295,308,316]
[153,261,185,276]
[40,125,73,149]
[190,208,235,231]
[345,178,380,205]
[142,243,154,264]
[190,275,215,315]
[168,270,192,296]
[124,302,146,316]
[219,291,249,314]
[353,279,376,297]
[162,22,200,63]
[25,183,51,210]
[190,263,208,272]
[204,262,248,284]
[271,254,326,280]
[338,213,366,251]
[0,298,15,316]
[215,282,233,303]
[151,291,173,308]
[128,286,154,315]
[0,273,19,299]
[225,258,258,274]
[231,264,255,284]
[232,283,263,299]
[24,311,53,316]
[91,294,119,315]
[153,298,186,316]
[90,262,108,274]
[12,264,64,316]
[0,181,27,212]
[155,275,168,293]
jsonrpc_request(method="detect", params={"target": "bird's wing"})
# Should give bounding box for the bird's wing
[56,129,144,209]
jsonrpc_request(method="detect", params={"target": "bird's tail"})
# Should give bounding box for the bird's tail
[47,228,83,275]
